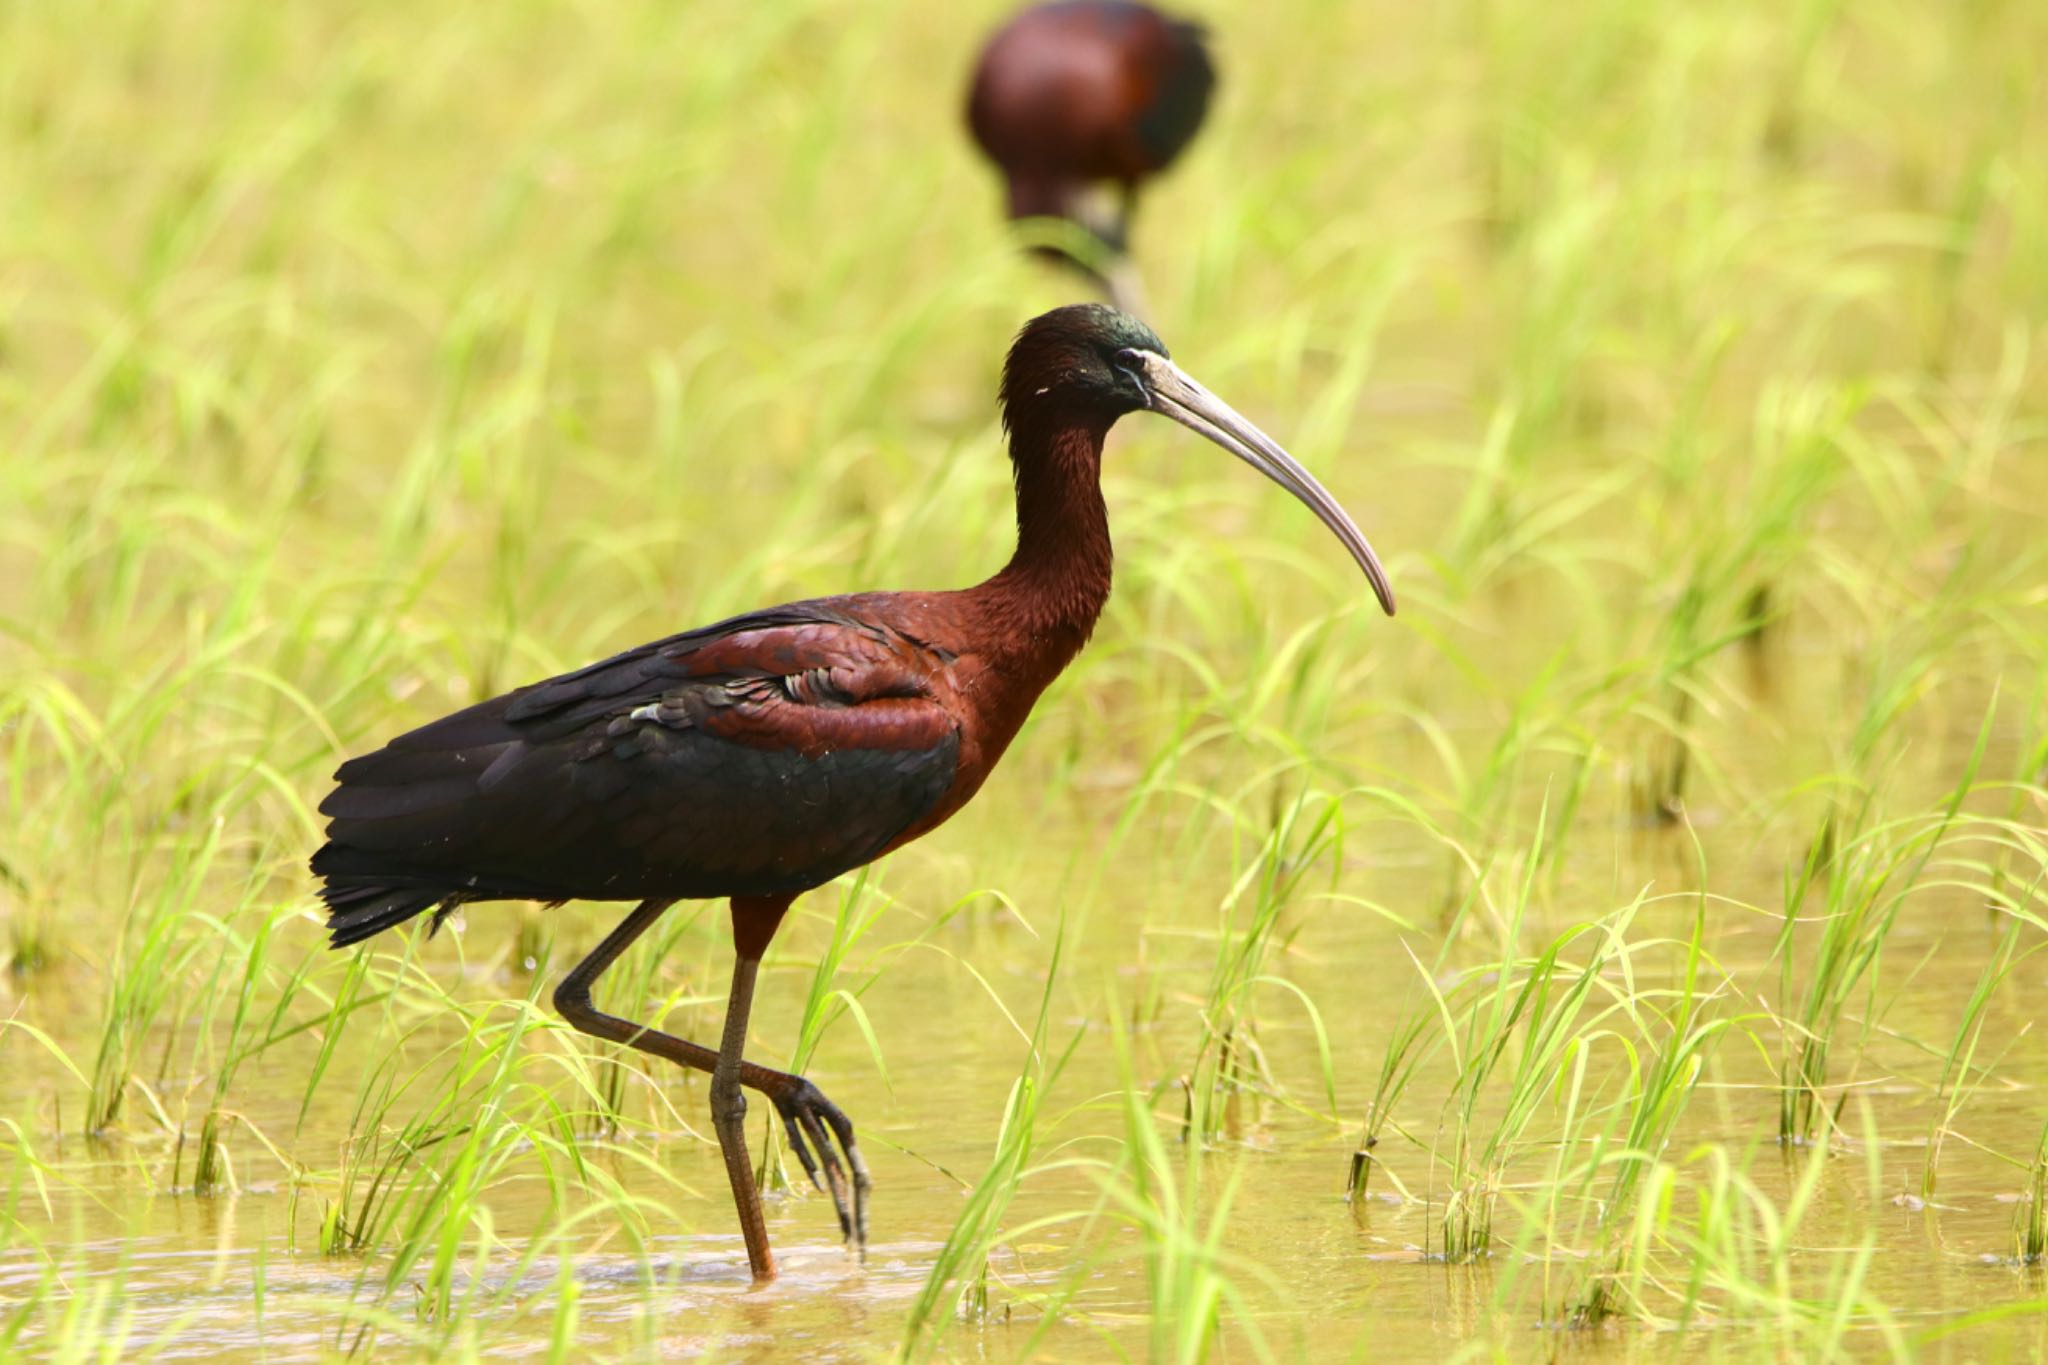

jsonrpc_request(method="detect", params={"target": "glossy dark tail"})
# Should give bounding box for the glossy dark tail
[310,704,526,948]
[311,843,459,948]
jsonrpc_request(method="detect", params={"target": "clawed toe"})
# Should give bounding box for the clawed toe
[773,1077,872,1255]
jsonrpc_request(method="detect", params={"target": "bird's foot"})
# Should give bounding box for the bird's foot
[771,1076,871,1255]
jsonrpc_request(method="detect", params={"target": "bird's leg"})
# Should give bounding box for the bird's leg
[712,939,775,1280]
[770,1072,872,1254]
[551,896,872,1261]
[725,896,871,1263]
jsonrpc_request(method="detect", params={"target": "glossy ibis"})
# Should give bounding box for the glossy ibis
[967,1,1216,314]
[311,304,1394,1282]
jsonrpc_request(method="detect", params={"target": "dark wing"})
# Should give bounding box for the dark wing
[311,603,960,945]
[1126,13,1214,174]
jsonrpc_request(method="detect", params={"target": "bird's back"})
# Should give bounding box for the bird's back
[967,1,1215,183]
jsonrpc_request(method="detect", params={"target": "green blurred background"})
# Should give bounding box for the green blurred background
[3,0,2046,1359]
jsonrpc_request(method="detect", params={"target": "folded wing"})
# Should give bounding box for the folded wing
[311,603,960,945]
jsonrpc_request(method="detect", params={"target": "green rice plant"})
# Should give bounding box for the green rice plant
[1481,146,1625,443]
[899,922,1078,1356]
[1809,644,1944,870]
[1438,401,1527,586]
[1762,0,1848,163]
[186,899,301,1195]
[1775,699,1992,1146]
[312,935,495,1257]
[1628,398,1848,820]
[760,868,895,1192]
[1434,819,1642,1262]
[584,1031,634,1143]
[2019,1119,2048,1266]
[1347,982,1435,1204]
[1100,1017,1279,1365]
[1560,900,1731,1327]
[1647,1137,1910,1358]
[1182,788,1344,1145]
[1920,917,2027,1201]
[960,985,1287,1363]
[84,822,225,1136]
[1723,380,1857,655]
[290,945,381,1144]
[0,851,53,974]
[318,1044,467,1259]
[1773,808,1895,1147]
[323,988,677,1340]
[0,1117,60,1240]
[1631,572,1710,824]
[1989,666,2048,917]
[542,1250,582,1365]
[1393,666,1580,914]
[1534,741,1597,891]
[1340,795,1554,1209]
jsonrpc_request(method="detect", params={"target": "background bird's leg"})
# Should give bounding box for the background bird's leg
[1097,183,1151,321]
[1100,253,1152,323]
[1010,174,1143,318]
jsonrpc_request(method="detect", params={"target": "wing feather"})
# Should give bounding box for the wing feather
[311,602,960,931]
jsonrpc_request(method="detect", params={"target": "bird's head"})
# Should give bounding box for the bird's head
[999,303,1165,425]
[1000,304,1396,616]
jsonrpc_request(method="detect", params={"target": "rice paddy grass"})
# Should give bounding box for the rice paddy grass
[3,0,2047,1359]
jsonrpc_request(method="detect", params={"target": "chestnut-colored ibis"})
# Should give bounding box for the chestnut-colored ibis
[311,304,1394,1282]
[967,1,1216,313]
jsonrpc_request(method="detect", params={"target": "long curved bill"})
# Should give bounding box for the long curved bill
[1121,349,1396,616]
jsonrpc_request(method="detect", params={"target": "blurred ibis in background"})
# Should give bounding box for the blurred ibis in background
[311,304,1394,1282]
[968,1,1216,315]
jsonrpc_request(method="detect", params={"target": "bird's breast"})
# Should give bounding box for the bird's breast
[877,647,1058,854]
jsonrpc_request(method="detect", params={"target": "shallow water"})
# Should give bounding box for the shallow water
[7,730,2048,1361]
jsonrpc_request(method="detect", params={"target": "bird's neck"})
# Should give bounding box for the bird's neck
[973,418,1114,671]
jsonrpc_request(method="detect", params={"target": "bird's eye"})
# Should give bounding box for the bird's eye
[1111,349,1148,398]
